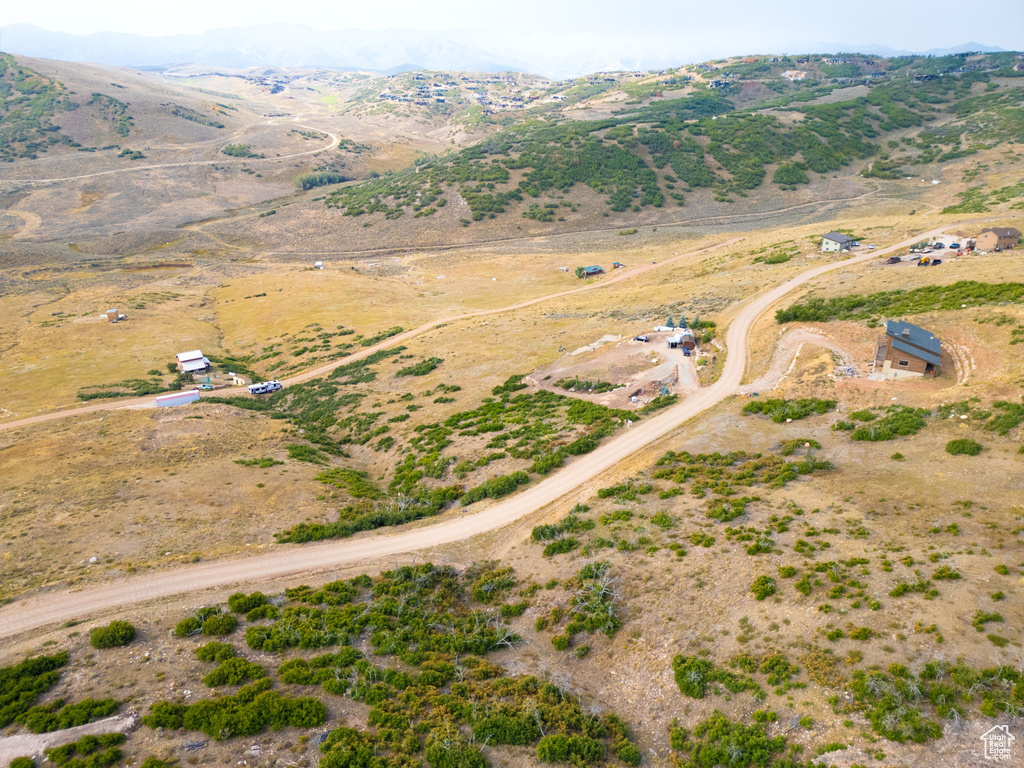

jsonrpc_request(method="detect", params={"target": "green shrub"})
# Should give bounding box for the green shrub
[945,438,982,455]
[742,398,836,423]
[10,758,35,768]
[651,512,674,528]
[195,642,236,662]
[0,652,69,728]
[202,658,267,687]
[669,710,801,766]
[227,592,268,614]
[536,734,604,764]
[500,601,529,617]
[141,679,326,739]
[672,656,716,698]
[17,699,119,733]
[472,714,540,746]
[543,538,579,557]
[850,407,929,441]
[750,576,777,600]
[89,621,136,649]
[461,471,530,505]
[971,610,1004,631]
[425,725,487,768]
[396,357,443,377]
[202,614,239,636]
[45,733,126,768]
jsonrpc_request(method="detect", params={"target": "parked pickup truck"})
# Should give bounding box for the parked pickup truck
[931,259,942,266]
[886,256,901,264]
[634,335,649,342]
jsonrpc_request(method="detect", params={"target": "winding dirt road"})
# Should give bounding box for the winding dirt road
[0,224,959,640]
[0,237,740,431]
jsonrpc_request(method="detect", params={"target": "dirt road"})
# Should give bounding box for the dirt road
[0,238,740,430]
[0,225,957,640]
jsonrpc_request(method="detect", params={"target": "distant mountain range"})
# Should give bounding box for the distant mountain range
[0,23,1007,79]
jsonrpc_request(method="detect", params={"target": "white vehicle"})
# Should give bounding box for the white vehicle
[247,380,283,395]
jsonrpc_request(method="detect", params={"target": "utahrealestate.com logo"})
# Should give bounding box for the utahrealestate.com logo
[980,725,1014,760]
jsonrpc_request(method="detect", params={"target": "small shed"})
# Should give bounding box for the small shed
[176,349,212,374]
[678,329,696,350]
[105,308,120,323]
[821,232,856,252]
[612,262,625,269]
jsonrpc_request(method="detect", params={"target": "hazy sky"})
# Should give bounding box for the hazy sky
[3,0,1023,50]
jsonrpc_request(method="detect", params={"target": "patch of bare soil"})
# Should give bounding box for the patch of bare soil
[530,330,705,409]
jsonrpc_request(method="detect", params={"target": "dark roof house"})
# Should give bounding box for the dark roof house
[877,320,941,378]
[822,232,856,251]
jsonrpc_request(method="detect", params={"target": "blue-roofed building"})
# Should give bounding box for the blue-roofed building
[579,265,605,277]
[877,320,941,378]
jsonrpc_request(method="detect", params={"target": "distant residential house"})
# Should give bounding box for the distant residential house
[821,232,856,252]
[975,227,1021,251]
[176,349,212,374]
[668,329,696,350]
[580,265,604,277]
[876,320,941,379]
[781,70,807,81]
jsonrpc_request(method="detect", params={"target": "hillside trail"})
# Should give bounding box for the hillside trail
[0,237,740,430]
[6,209,43,239]
[0,716,137,765]
[0,222,962,640]
[0,117,340,185]
[225,182,889,259]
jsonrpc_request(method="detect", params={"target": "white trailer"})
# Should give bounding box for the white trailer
[247,381,283,395]
[155,389,201,407]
